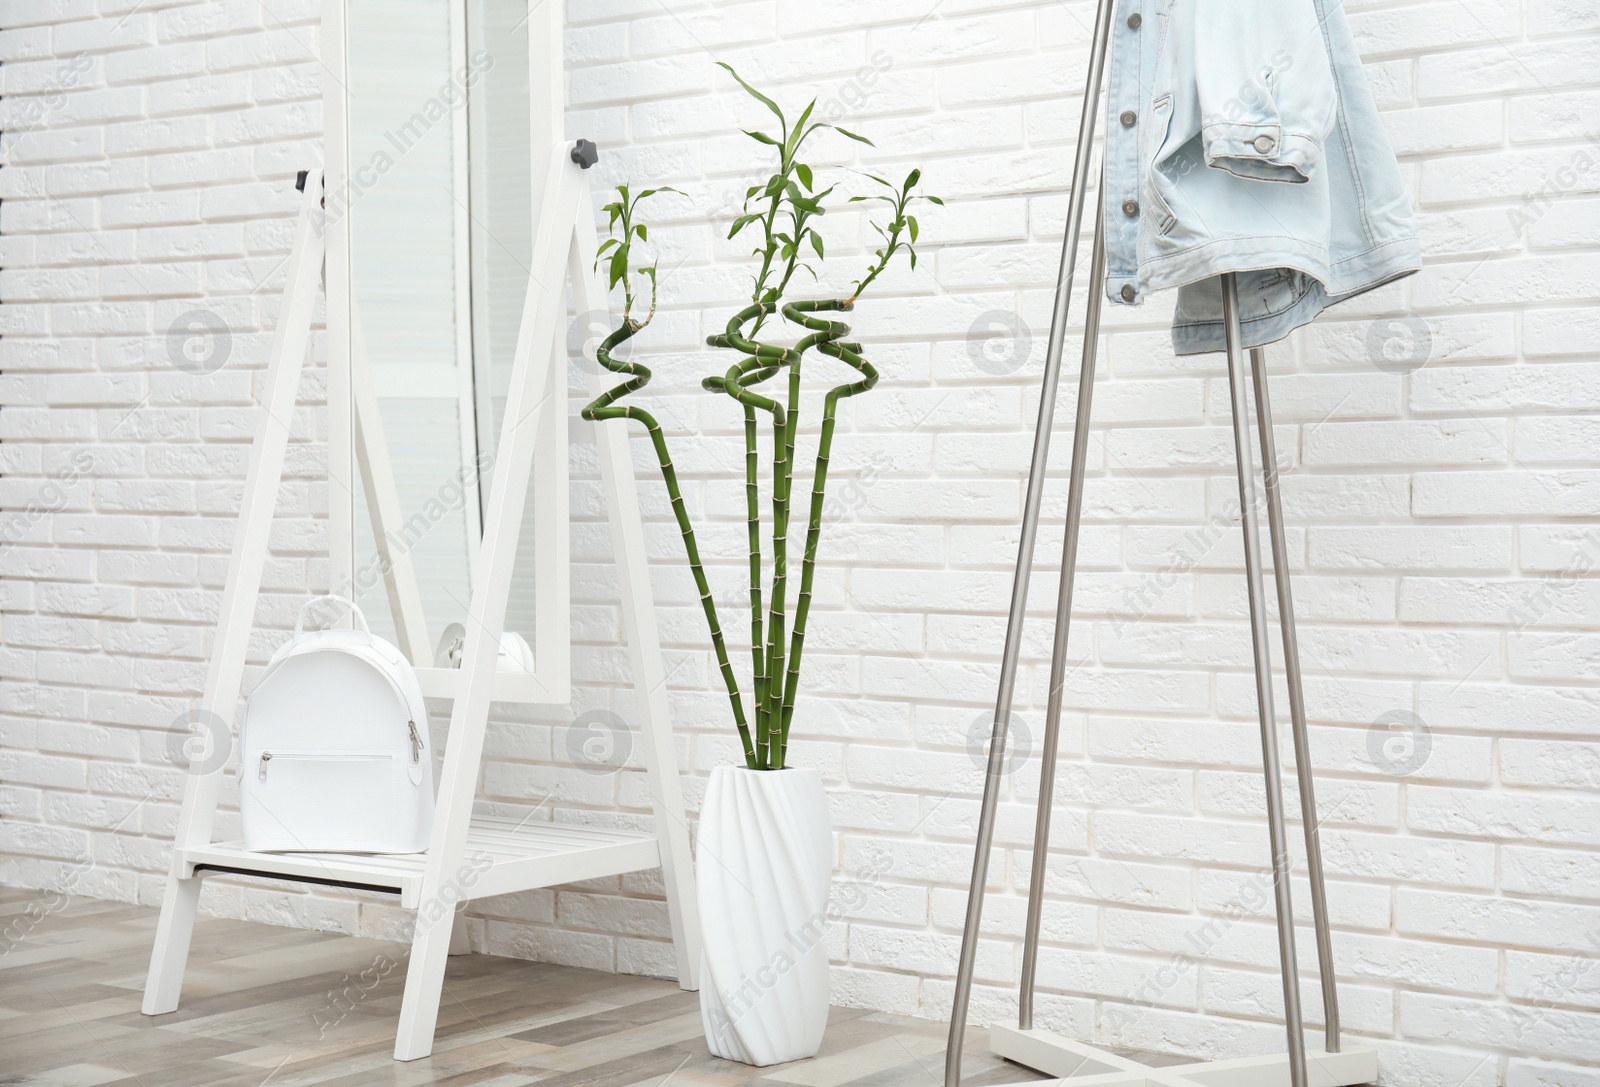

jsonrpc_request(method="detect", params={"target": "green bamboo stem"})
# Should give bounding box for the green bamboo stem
[704,358,779,755]
[582,320,757,769]
[706,306,800,768]
[774,300,878,768]
[741,401,764,742]
[775,319,804,745]
[706,311,794,767]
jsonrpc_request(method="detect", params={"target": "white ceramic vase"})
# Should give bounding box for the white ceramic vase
[697,765,833,1065]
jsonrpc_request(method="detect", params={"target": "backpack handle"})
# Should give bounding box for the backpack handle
[295,594,370,638]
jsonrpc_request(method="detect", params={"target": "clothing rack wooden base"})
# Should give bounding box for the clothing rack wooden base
[991,1028,1375,1087]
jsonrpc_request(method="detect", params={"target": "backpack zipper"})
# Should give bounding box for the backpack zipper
[408,720,423,763]
[257,750,394,782]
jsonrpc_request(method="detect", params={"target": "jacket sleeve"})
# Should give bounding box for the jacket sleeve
[1192,0,1337,183]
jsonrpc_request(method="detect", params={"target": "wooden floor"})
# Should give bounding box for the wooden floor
[0,886,1053,1087]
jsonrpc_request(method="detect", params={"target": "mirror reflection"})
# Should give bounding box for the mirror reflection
[344,0,540,672]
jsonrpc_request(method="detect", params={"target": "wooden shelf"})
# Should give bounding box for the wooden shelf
[181,817,660,909]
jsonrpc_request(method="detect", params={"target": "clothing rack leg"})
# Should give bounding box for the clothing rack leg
[1018,195,1107,1028]
[942,2,1117,1082]
[1222,275,1308,1087]
[1248,345,1341,1050]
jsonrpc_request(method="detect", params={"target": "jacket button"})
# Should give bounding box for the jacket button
[1127,12,1141,28]
[1253,134,1275,153]
[1120,110,1137,127]
[1120,284,1136,302]
[1122,199,1139,217]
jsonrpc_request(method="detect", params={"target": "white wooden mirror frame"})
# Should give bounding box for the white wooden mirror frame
[324,0,570,704]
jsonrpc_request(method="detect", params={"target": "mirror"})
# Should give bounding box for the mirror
[338,0,555,689]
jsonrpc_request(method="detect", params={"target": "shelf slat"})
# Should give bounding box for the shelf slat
[182,819,660,908]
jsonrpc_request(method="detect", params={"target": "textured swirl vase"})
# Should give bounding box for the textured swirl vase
[698,766,833,1065]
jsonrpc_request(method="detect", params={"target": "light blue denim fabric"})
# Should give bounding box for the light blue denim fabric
[1102,0,1422,354]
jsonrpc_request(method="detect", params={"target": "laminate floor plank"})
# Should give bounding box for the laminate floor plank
[0,893,1052,1087]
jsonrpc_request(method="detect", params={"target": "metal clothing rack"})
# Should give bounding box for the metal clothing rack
[943,3,1378,1086]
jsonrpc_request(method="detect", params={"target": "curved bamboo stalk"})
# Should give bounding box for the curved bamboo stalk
[703,355,781,745]
[583,318,757,770]
[774,300,877,768]
[707,305,796,767]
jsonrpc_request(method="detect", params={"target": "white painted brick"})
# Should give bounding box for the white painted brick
[1398,888,1600,953]
[1419,38,1600,98]
[1400,576,1600,627]
[1350,0,1520,57]
[1509,1058,1600,1087]
[1420,677,1600,737]
[1416,470,1600,518]
[1309,526,1513,571]
[1409,785,1600,846]
[1403,990,1600,1063]
[1501,739,1600,789]
[1304,419,1509,467]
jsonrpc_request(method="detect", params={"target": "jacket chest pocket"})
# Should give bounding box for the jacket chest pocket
[1144,95,1183,237]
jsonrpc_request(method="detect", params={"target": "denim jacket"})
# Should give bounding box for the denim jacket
[1102,0,1422,354]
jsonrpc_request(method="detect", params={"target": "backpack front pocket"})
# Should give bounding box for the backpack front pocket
[243,751,401,851]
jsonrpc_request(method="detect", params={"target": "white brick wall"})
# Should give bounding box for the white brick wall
[2,0,1599,1082]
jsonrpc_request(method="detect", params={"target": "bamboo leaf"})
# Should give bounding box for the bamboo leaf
[795,162,813,191]
[718,62,786,126]
[793,100,816,143]
[810,232,824,259]
[834,126,874,145]
[635,223,648,241]
[608,250,627,289]
[744,129,780,146]
[903,168,921,192]
[927,195,945,205]
[907,216,919,242]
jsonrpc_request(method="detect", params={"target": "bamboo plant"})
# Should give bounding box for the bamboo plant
[582,66,938,770]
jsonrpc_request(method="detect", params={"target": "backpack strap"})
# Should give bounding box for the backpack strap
[294,594,370,639]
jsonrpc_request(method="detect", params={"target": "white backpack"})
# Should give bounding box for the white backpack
[240,596,433,854]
